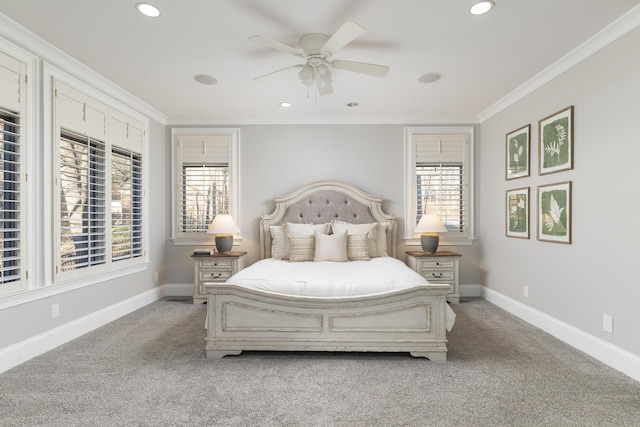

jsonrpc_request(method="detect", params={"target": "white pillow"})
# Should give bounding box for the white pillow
[346,233,370,261]
[284,223,329,259]
[288,234,315,262]
[331,221,378,257]
[314,230,348,262]
[269,225,286,259]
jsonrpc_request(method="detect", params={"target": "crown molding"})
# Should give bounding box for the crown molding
[478,4,640,123]
[0,12,168,125]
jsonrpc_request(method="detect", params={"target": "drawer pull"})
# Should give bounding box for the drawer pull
[432,273,443,278]
[210,273,222,278]
[436,262,440,266]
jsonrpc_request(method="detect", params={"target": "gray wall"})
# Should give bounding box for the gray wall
[478,27,640,356]
[165,124,482,286]
[0,118,167,350]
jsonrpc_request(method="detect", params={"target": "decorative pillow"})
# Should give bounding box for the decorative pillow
[346,233,370,261]
[331,221,378,257]
[374,221,390,257]
[314,230,348,262]
[269,225,286,259]
[288,234,315,262]
[284,223,329,259]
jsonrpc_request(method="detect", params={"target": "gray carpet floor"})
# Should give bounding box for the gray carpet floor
[1,298,639,426]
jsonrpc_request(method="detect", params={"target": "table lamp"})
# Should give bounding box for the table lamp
[415,214,447,253]
[207,214,240,253]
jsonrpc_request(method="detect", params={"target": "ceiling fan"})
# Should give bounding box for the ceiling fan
[249,21,389,96]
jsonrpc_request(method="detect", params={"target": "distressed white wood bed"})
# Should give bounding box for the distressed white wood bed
[203,180,453,361]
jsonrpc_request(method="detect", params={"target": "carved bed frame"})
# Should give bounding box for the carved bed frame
[203,180,451,361]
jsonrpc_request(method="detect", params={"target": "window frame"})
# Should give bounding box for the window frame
[51,75,149,284]
[170,127,240,245]
[404,126,475,246]
[0,41,35,298]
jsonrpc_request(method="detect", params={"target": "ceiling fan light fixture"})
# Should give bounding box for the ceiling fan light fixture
[470,1,494,15]
[298,64,315,86]
[136,3,161,17]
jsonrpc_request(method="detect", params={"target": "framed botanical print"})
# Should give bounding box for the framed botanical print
[506,187,529,239]
[506,125,530,180]
[537,181,571,244]
[538,106,574,175]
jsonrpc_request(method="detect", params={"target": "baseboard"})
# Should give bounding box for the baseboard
[481,286,640,383]
[0,285,166,374]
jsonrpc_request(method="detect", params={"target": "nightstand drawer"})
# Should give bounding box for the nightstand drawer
[421,259,454,269]
[422,270,455,281]
[200,259,234,269]
[199,269,233,282]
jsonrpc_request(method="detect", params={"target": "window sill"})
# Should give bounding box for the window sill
[171,237,242,247]
[404,237,475,247]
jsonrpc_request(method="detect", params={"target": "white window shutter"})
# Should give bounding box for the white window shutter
[55,80,107,140]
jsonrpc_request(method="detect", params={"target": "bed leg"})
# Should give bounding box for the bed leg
[410,351,447,362]
[206,350,242,359]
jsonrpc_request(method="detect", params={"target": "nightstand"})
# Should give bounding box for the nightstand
[406,251,461,303]
[191,252,247,304]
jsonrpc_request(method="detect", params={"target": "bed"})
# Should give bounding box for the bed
[202,180,455,361]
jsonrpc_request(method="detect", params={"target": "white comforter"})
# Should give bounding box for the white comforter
[225,257,456,330]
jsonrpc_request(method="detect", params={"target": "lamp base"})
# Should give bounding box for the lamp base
[420,233,440,253]
[215,234,234,253]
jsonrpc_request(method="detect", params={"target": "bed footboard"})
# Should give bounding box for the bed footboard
[203,284,451,361]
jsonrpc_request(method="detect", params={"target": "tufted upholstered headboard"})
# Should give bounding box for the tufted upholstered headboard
[260,180,397,259]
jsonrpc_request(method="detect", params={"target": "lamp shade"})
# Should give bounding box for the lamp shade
[414,214,448,234]
[207,214,240,235]
[207,214,240,253]
[415,214,447,253]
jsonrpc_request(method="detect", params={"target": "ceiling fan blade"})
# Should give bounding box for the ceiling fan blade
[320,21,365,56]
[318,83,334,96]
[253,64,303,81]
[249,35,304,57]
[330,59,389,78]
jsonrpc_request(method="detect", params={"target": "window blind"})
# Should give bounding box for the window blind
[414,134,468,234]
[0,50,25,293]
[178,135,230,233]
[59,131,107,272]
[111,148,143,261]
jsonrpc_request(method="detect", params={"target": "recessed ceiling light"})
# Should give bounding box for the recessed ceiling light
[194,74,218,85]
[346,102,359,108]
[280,102,292,108]
[470,1,494,15]
[136,3,160,18]
[417,72,442,84]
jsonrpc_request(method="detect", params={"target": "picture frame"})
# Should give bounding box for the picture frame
[538,106,573,175]
[506,187,529,239]
[505,124,530,180]
[537,181,571,244]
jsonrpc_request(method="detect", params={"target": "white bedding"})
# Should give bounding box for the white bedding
[225,257,456,330]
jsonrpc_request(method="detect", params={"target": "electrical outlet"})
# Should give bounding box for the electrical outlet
[523,285,529,297]
[603,315,613,334]
[51,303,60,319]
[154,272,159,283]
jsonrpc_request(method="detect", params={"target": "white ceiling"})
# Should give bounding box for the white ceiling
[1,0,639,124]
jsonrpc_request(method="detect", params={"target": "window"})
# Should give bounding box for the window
[0,50,27,296]
[405,127,474,244]
[59,131,107,273]
[111,148,143,262]
[54,79,147,282]
[171,128,239,242]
